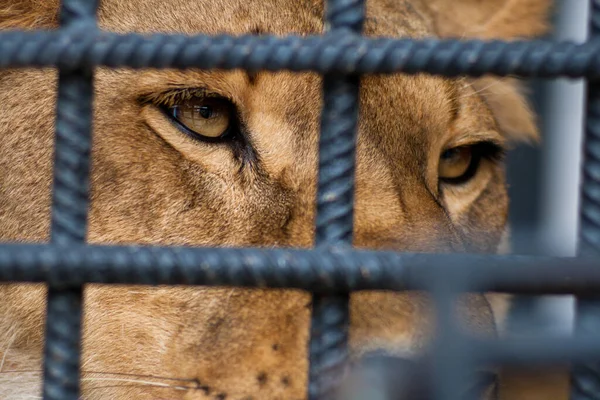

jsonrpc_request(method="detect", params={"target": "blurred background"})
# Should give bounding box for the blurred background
[505,0,588,337]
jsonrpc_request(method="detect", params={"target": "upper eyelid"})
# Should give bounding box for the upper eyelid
[443,131,506,151]
[139,87,234,108]
[441,140,505,154]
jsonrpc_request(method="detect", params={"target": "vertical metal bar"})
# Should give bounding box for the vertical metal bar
[431,276,473,400]
[571,1,600,399]
[42,1,98,399]
[308,1,364,399]
[432,289,461,400]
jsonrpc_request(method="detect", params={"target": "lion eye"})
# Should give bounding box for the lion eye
[439,146,474,181]
[168,97,233,140]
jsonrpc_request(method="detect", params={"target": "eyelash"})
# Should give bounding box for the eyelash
[144,88,210,108]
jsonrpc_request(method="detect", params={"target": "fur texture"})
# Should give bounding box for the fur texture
[0,1,562,399]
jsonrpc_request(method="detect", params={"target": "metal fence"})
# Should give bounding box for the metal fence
[2,0,600,399]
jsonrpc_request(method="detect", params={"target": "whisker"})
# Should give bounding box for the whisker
[1,369,207,394]
[1,369,198,385]
[85,383,187,391]
[478,0,518,35]
[459,79,505,100]
[82,370,200,383]
[0,326,18,372]
[0,369,42,374]
[81,377,192,391]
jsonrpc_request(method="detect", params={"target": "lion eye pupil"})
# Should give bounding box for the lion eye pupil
[197,106,213,119]
[441,148,459,161]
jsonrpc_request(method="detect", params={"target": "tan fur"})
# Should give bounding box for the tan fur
[0,1,560,399]
[0,0,58,29]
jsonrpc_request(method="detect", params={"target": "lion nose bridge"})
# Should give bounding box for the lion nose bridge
[353,175,461,252]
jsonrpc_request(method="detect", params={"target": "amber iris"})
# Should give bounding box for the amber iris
[439,146,473,180]
[169,97,232,139]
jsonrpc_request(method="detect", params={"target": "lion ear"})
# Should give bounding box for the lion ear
[410,1,552,143]
[472,77,539,144]
[0,0,59,30]
[413,0,553,39]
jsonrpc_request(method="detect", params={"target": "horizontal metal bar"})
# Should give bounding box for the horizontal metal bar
[346,336,600,393]
[339,337,600,398]
[472,336,600,365]
[357,336,600,372]
[0,244,599,294]
[0,30,599,78]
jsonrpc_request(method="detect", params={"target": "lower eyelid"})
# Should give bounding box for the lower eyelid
[439,152,487,186]
[144,105,220,148]
[141,105,244,176]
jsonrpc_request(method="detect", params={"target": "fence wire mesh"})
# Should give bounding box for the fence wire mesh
[1,0,600,399]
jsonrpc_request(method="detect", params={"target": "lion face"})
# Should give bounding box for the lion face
[0,0,548,253]
[0,0,553,399]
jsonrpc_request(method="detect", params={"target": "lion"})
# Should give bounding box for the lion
[0,0,565,399]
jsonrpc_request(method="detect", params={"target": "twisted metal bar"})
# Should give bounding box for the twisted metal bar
[2,244,600,296]
[315,65,360,247]
[572,2,600,399]
[42,1,98,399]
[579,3,600,257]
[308,296,350,400]
[432,281,468,400]
[50,57,94,246]
[0,4,598,400]
[1,30,600,78]
[309,1,364,399]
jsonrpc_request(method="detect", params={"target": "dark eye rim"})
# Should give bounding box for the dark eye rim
[439,141,505,186]
[159,98,240,144]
